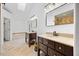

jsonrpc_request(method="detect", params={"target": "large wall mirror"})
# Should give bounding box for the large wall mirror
[30,15,37,32]
[31,19,37,28]
[46,8,74,26]
[46,3,66,26]
[46,13,55,26]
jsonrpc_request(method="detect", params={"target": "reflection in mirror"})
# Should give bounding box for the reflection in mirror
[55,10,74,25]
[30,15,37,32]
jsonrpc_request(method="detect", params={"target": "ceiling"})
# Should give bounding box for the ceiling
[4,3,27,14]
[3,3,46,20]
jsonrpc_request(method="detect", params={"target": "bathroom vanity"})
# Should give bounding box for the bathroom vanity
[25,32,37,47]
[37,33,73,56]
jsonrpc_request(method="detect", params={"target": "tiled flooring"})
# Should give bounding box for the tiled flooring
[0,33,37,56]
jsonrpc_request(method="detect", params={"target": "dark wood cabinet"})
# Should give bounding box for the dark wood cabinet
[38,36,73,56]
[39,43,47,54]
[25,32,37,47]
[29,33,36,39]
[48,48,55,56]
[55,42,65,55]
[48,48,64,56]
[63,44,73,56]
[55,42,73,56]
[54,51,64,56]
[38,37,43,43]
[43,39,48,45]
[48,40,55,49]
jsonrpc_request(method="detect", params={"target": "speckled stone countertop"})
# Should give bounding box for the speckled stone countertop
[26,32,36,34]
[38,34,74,47]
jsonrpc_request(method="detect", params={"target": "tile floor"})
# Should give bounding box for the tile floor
[0,33,37,56]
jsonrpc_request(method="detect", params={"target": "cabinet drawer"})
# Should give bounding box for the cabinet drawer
[38,37,43,43]
[39,43,47,54]
[55,42,64,54]
[48,40,55,49]
[55,42,73,56]
[54,51,64,56]
[48,48,63,56]
[43,39,48,45]
[48,48,55,56]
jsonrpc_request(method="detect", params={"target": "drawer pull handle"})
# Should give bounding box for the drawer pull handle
[59,47,62,50]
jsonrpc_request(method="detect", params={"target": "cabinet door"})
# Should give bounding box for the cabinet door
[38,37,43,43]
[30,33,36,39]
[48,40,55,49]
[55,42,73,56]
[43,39,48,45]
[63,45,73,56]
[55,42,64,54]
[48,48,63,56]
[54,51,64,56]
[39,43,47,54]
[48,48,55,56]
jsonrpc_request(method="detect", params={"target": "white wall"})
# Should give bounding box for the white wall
[75,3,79,56]
[1,6,27,43]
[2,8,27,33]
[27,3,75,35]
[2,3,28,33]
[2,8,12,43]
[0,3,1,52]
[11,13,26,33]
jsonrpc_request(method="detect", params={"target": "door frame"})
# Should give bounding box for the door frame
[4,17,11,41]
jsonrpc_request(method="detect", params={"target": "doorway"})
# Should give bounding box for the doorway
[4,18,10,41]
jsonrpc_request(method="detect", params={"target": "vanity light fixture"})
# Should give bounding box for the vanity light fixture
[44,3,56,13]
[44,3,65,13]
[30,15,37,21]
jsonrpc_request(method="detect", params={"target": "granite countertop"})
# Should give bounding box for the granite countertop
[38,34,74,47]
[26,32,36,34]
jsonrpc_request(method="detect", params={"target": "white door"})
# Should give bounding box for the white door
[4,18,10,41]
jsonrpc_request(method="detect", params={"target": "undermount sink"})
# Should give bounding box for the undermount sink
[43,33,59,38]
[47,35,53,37]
